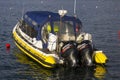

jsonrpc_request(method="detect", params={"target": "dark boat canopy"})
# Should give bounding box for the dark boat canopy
[23,11,82,28]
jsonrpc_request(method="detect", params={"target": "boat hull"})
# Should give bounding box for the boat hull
[12,23,58,68]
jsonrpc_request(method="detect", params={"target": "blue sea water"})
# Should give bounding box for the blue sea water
[0,0,120,80]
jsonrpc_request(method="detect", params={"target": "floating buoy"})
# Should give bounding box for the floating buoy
[93,51,108,64]
[118,30,120,39]
[6,43,10,49]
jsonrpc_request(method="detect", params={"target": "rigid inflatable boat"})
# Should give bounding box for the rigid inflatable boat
[13,10,108,68]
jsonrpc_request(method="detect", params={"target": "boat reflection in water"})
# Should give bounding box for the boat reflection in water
[13,48,54,80]
[13,47,107,80]
[94,65,107,80]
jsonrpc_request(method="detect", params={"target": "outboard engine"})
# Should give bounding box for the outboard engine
[77,40,94,66]
[60,41,78,67]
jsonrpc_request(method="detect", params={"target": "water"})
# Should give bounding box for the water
[0,0,120,80]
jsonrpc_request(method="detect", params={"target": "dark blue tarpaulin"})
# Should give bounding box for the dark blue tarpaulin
[23,11,82,44]
[23,11,82,28]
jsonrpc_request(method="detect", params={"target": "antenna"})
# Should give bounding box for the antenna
[21,2,25,19]
[74,0,77,17]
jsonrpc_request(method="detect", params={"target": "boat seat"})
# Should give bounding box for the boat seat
[60,34,75,41]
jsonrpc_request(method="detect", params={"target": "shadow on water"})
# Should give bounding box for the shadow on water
[13,47,107,80]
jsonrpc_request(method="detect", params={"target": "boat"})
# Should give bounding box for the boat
[12,10,108,68]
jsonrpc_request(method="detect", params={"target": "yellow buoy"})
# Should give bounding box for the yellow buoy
[93,51,108,64]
